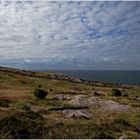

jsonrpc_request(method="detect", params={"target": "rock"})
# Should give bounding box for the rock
[64,95,72,100]
[63,110,92,119]
[74,95,86,98]
[55,94,65,100]
[119,134,130,139]
[70,78,82,83]
[68,95,131,112]
[88,97,101,107]
[119,131,139,139]
[68,95,87,107]
[88,97,131,112]
[99,100,130,112]
[30,106,47,113]
[136,96,140,101]
[91,91,102,96]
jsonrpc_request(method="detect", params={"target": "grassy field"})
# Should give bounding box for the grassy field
[0,67,140,139]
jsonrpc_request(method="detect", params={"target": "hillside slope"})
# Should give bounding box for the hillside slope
[0,67,140,139]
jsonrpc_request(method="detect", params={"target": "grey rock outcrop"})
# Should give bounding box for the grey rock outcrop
[63,109,92,119]
[68,95,87,107]
[69,96,131,112]
[55,94,65,100]
[99,100,130,112]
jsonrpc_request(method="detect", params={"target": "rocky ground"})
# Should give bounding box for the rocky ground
[0,66,140,139]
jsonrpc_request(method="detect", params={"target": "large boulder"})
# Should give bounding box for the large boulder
[88,97,131,112]
[63,110,92,120]
[99,100,130,112]
[68,95,87,107]
[88,97,101,107]
[69,96,131,112]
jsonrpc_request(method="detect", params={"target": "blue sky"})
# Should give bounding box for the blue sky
[0,1,140,70]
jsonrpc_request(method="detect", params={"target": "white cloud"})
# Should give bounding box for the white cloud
[24,59,32,63]
[0,1,140,69]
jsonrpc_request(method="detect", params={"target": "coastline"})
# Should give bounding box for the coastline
[0,66,140,139]
[0,66,139,88]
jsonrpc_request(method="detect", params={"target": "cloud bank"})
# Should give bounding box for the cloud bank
[0,1,140,70]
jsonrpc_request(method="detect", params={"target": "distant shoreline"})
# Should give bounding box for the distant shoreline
[0,66,140,86]
[42,70,140,86]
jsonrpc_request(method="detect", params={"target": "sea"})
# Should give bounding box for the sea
[45,70,140,85]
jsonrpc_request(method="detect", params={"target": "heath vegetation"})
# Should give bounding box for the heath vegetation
[0,67,140,139]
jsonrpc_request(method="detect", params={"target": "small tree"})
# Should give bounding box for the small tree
[111,88,122,97]
[34,88,48,99]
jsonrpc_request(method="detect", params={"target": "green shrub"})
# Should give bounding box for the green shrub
[38,85,42,88]
[15,101,31,111]
[122,92,128,97]
[0,99,11,107]
[111,88,122,97]
[22,81,26,84]
[34,88,48,99]
[121,89,128,97]
[0,111,44,139]
[48,88,53,92]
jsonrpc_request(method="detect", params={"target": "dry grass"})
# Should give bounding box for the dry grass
[0,68,140,139]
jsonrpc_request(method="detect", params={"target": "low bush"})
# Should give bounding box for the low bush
[34,88,48,99]
[121,89,128,97]
[111,88,122,97]
[122,92,128,97]
[15,101,31,111]
[38,85,42,88]
[22,81,26,84]
[0,99,11,107]
[0,111,44,139]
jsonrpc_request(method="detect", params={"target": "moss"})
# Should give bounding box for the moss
[0,115,29,138]
[41,118,116,139]
[0,111,44,139]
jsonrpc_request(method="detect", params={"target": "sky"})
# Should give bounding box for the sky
[0,1,140,70]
